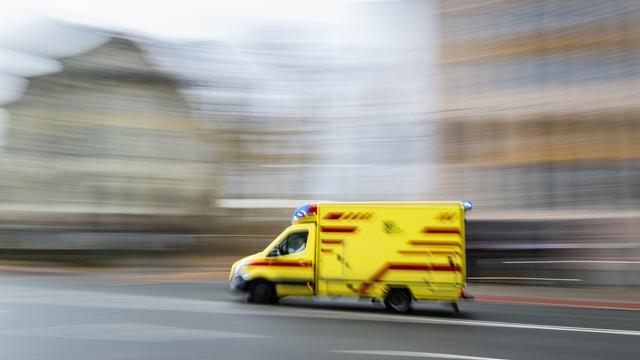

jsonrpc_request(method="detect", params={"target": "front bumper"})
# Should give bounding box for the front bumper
[229,275,250,293]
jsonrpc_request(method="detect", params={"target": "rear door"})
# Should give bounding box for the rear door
[316,205,366,296]
[316,237,346,295]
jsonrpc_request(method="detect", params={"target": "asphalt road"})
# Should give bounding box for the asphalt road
[0,275,638,360]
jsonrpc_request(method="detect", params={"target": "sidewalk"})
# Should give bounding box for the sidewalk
[2,262,639,311]
[467,284,640,311]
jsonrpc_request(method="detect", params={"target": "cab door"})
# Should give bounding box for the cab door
[266,223,315,297]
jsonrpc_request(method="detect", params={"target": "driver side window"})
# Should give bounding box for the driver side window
[273,231,308,256]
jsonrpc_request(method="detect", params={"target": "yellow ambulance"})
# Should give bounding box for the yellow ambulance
[230,201,472,313]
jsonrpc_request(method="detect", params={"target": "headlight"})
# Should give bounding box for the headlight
[235,263,249,280]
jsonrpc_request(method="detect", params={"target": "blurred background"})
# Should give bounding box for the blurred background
[1,0,639,286]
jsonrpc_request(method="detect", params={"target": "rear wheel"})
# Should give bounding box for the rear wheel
[384,289,412,313]
[247,281,277,304]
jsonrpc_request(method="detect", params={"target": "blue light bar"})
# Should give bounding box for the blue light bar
[462,200,473,211]
[292,206,307,222]
[292,204,318,223]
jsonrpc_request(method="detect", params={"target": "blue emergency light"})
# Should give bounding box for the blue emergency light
[292,204,318,223]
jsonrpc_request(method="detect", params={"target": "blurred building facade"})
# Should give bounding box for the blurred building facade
[151,0,441,212]
[0,2,637,284]
[0,37,214,233]
[1,2,638,224]
[0,2,638,277]
[439,0,640,214]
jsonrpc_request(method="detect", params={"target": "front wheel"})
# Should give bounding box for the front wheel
[247,280,277,304]
[384,289,412,313]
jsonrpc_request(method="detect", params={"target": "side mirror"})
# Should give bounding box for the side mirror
[268,248,280,257]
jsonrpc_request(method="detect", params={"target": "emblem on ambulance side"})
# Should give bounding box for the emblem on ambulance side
[436,212,457,223]
[382,220,403,234]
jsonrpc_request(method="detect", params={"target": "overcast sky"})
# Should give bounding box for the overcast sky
[0,0,354,105]
[0,0,347,41]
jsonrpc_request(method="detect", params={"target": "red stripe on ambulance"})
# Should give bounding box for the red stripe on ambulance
[357,262,461,294]
[409,240,461,247]
[323,212,344,220]
[422,227,460,235]
[321,226,357,233]
[248,260,312,267]
[321,239,344,244]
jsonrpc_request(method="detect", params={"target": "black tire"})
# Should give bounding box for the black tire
[384,289,412,313]
[247,280,277,304]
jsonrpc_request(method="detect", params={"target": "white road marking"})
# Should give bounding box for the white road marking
[1,286,639,337]
[503,260,640,265]
[468,277,582,282]
[0,323,267,342]
[332,350,508,360]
